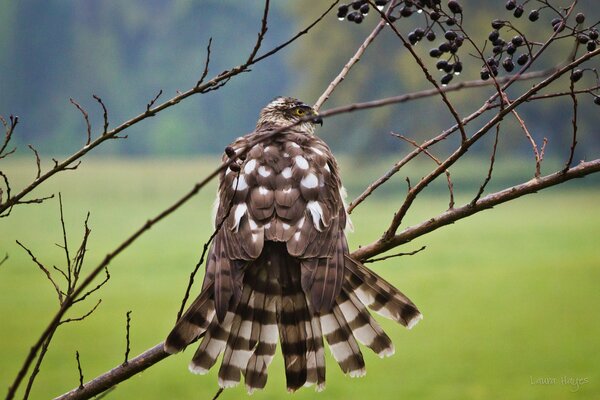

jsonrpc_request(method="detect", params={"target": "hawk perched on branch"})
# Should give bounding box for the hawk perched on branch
[165,97,422,392]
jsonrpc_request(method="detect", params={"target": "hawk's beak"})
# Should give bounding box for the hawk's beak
[311,112,323,126]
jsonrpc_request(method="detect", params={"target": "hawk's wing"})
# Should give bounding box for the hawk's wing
[208,128,348,318]
[165,125,422,393]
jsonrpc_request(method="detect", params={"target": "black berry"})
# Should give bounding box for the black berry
[430,48,442,57]
[453,61,463,73]
[512,35,524,46]
[575,13,585,24]
[502,58,515,72]
[587,41,597,52]
[400,7,414,17]
[492,19,505,29]
[506,43,516,55]
[426,31,437,41]
[571,69,583,82]
[489,30,500,42]
[513,5,524,18]
[480,69,490,80]
[505,0,516,10]
[436,60,449,70]
[517,53,529,65]
[337,5,349,19]
[447,0,462,14]
[430,11,440,21]
[445,31,457,41]
[528,10,539,22]
[594,97,600,105]
[441,73,453,85]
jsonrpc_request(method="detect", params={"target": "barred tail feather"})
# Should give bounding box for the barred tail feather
[164,282,215,354]
[337,289,394,357]
[244,262,278,393]
[189,311,235,374]
[320,305,366,377]
[344,255,423,329]
[304,314,326,391]
[218,285,254,388]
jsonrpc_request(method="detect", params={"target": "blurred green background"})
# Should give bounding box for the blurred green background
[1,0,600,399]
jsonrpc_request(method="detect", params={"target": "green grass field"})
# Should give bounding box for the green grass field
[1,158,599,399]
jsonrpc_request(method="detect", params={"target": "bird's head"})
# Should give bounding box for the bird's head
[256,97,322,133]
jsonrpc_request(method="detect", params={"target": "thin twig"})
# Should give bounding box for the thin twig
[145,90,163,114]
[196,38,213,87]
[510,106,544,177]
[58,193,73,289]
[123,311,132,366]
[470,125,500,206]
[59,299,102,325]
[16,240,64,304]
[0,253,8,267]
[245,0,270,64]
[364,245,427,263]
[76,351,84,390]
[92,95,109,135]
[0,115,18,159]
[69,98,91,146]
[391,132,455,209]
[564,68,579,172]
[27,144,41,180]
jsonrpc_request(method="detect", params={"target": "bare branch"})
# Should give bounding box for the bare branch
[0,115,18,159]
[0,253,8,267]
[564,68,579,172]
[76,351,84,390]
[16,240,64,305]
[364,245,427,264]
[196,38,213,87]
[510,105,544,178]
[58,193,73,289]
[92,95,109,135]
[145,90,163,114]
[69,98,92,146]
[123,311,132,366]
[354,159,600,261]
[55,343,169,400]
[391,132,455,209]
[59,299,102,326]
[470,125,500,206]
[27,144,41,180]
[245,0,270,64]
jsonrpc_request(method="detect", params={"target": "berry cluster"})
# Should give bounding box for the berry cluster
[336,0,598,96]
[337,0,444,25]
[337,1,467,86]
[479,19,530,81]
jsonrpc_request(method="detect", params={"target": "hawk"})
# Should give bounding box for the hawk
[164,97,422,392]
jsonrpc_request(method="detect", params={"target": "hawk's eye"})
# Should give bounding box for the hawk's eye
[293,107,307,116]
